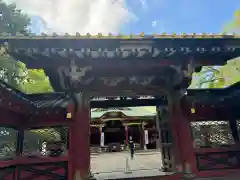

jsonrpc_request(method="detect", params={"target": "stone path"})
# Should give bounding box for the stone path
[93,169,173,180]
[90,151,240,180]
[91,151,162,173]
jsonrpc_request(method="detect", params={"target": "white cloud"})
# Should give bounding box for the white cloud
[139,0,148,11]
[152,20,157,27]
[3,0,137,34]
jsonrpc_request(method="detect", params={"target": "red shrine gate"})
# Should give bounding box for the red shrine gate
[182,82,240,178]
[1,79,240,180]
[0,33,240,180]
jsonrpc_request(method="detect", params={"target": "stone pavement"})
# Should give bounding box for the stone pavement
[91,151,162,174]
[90,151,240,180]
[93,169,174,180]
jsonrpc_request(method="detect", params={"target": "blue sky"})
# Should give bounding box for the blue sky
[30,0,240,34]
[122,0,240,33]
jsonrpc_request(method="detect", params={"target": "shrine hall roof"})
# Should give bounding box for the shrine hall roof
[91,107,156,119]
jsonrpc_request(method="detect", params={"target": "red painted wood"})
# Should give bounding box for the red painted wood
[181,100,234,121]
[23,115,71,128]
[0,107,25,126]
[168,102,182,169]
[178,108,198,173]
[68,101,91,179]
[194,146,239,153]
[196,169,240,177]
[0,90,32,114]
[0,156,69,168]
[0,157,68,180]
[169,100,197,172]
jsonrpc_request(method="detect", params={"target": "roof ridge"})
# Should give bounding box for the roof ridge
[0,32,239,39]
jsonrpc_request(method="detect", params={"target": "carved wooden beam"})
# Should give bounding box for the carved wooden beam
[0,33,238,67]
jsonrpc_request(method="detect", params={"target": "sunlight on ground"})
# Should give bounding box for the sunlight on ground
[91,151,162,174]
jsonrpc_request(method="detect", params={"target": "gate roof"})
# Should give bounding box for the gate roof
[0,79,239,115]
[1,33,240,93]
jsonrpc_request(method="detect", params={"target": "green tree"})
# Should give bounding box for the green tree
[0,1,53,93]
[217,58,240,87]
[189,67,224,89]
[0,0,30,34]
[23,69,53,94]
[0,0,31,90]
[224,9,240,33]
[0,56,27,90]
[190,7,240,89]
[0,1,55,151]
[189,58,240,89]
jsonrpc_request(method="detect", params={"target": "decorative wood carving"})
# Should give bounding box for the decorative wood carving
[100,77,125,87]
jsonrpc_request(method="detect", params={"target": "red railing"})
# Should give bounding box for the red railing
[0,156,68,180]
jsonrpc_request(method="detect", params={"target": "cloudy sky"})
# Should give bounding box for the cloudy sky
[3,0,240,34]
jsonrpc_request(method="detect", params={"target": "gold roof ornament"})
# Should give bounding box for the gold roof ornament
[117,33,123,37]
[171,32,177,37]
[52,32,58,37]
[16,32,24,37]
[151,33,156,37]
[64,33,70,37]
[181,33,187,37]
[41,33,47,37]
[190,33,196,37]
[140,32,144,37]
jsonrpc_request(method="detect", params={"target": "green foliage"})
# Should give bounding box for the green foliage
[0,56,27,90]
[224,9,240,33]
[23,69,53,94]
[0,0,31,91]
[0,1,53,144]
[0,1,53,94]
[0,0,30,34]
[189,57,240,89]
[0,56,53,93]
[190,8,240,89]
[218,58,240,87]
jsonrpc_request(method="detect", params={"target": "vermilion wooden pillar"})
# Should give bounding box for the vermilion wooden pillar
[168,99,182,170]
[176,104,197,173]
[168,91,197,173]
[68,93,91,180]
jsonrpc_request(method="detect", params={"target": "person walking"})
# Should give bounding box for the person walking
[129,136,134,159]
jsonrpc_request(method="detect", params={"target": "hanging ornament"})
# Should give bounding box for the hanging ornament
[191,102,196,114]
[191,107,196,114]
[66,112,72,119]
